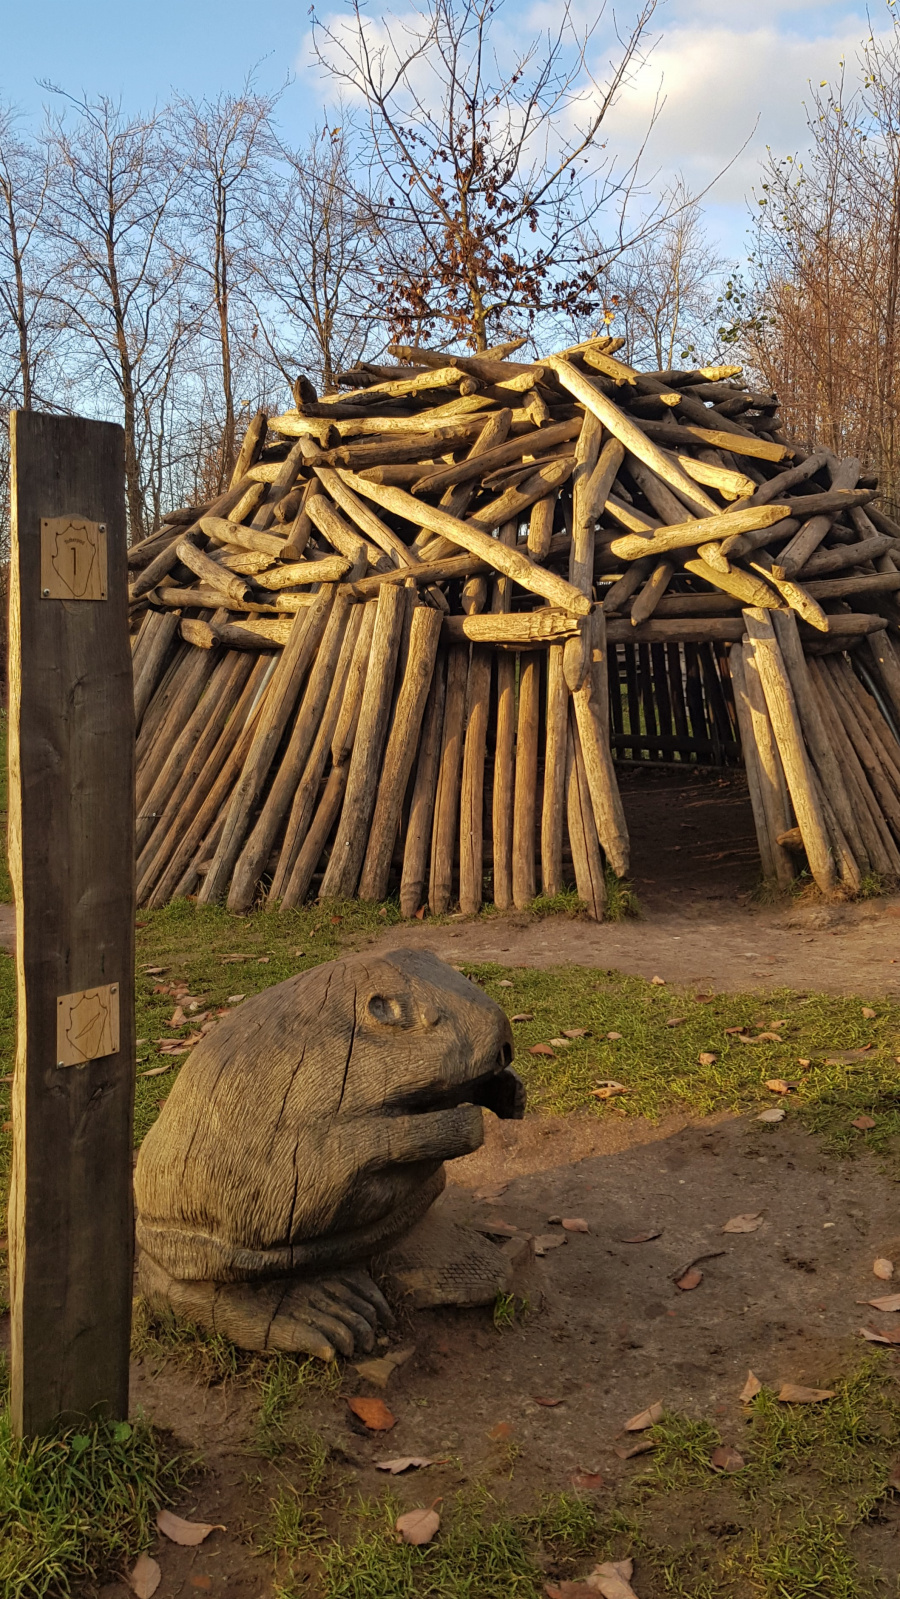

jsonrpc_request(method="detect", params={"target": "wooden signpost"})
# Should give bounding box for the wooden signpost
[8,412,134,1436]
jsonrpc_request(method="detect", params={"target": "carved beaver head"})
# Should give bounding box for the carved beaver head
[135,949,520,1283]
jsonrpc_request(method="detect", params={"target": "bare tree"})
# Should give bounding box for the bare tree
[248,120,386,392]
[44,92,188,536]
[313,0,660,351]
[741,23,900,501]
[172,83,280,483]
[0,103,61,410]
[602,185,726,369]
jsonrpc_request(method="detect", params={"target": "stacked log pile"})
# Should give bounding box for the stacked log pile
[129,334,900,915]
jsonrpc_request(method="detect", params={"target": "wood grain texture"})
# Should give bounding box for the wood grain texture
[9,411,134,1435]
[429,645,469,914]
[512,653,541,908]
[400,652,447,917]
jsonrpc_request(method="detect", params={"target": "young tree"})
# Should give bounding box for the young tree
[247,120,386,392]
[0,104,61,410]
[172,84,280,482]
[44,92,188,536]
[742,22,900,499]
[601,185,725,369]
[313,0,660,352]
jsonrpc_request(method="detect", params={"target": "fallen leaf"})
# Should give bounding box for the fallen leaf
[414,905,426,919]
[777,1384,834,1403]
[550,1037,573,1047]
[257,956,270,964]
[862,1006,877,1018]
[353,1346,416,1389]
[221,954,247,963]
[395,1506,440,1546]
[797,1058,811,1068]
[852,1115,876,1131]
[533,1234,568,1254]
[710,1445,745,1472]
[676,1267,703,1291]
[866,1293,900,1312]
[859,1325,900,1344]
[698,1052,717,1066]
[765,1079,793,1095]
[511,1012,535,1022]
[347,1397,396,1431]
[190,1579,211,1591]
[227,994,245,1004]
[544,1583,598,1599]
[474,1184,508,1201]
[619,1228,661,1244]
[168,1006,186,1028]
[140,1065,173,1078]
[651,975,666,985]
[614,1438,656,1459]
[498,979,514,987]
[376,1457,442,1474]
[757,1106,786,1123]
[874,1259,894,1280]
[533,1396,565,1407]
[563,1028,590,1038]
[589,1557,639,1599]
[739,1371,762,1403]
[129,1555,161,1599]
[591,1081,628,1100]
[475,1219,521,1238]
[530,1043,556,1057]
[722,1213,764,1234]
[156,1510,225,1546]
[693,993,715,1003]
[143,966,166,975]
[488,1421,513,1441]
[665,1017,686,1028]
[625,1400,664,1431]
[606,1031,623,1040]
[570,1469,604,1489]
[562,1217,589,1233]
[755,1032,783,1043]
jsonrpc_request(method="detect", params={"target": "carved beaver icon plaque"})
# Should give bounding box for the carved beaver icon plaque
[135,949,524,1357]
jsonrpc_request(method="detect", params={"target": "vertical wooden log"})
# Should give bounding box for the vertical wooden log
[359,605,443,901]
[566,712,606,918]
[490,520,517,909]
[540,645,568,897]
[458,646,493,914]
[727,642,792,883]
[512,653,541,907]
[806,660,900,874]
[569,413,603,594]
[864,632,900,725]
[742,608,836,891]
[9,411,133,1435]
[429,645,469,914]
[136,650,247,852]
[770,610,870,871]
[198,588,334,904]
[319,583,405,898]
[133,609,179,727]
[572,610,629,877]
[400,651,447,917]
[528,494,555,559]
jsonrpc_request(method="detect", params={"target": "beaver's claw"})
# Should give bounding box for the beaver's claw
[138,1255,394,1360]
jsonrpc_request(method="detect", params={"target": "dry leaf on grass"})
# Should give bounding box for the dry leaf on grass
[777,1384,834,1403]
[606,1031,623,1041]
[722,1213,764,1234]
[530,1043,556,1057]
[140,1065,173,1078]
[562,1217,590,1233]
[498,979,514,988]
[395,1505,440,1546]
[862,1006,877,1018]
[591,1081,628,1100]
[859,1325,900,1344]
[533,1234,568,1255]
[698,1052,717,1066]
[651,975,666,985]
[874,1259,894,1280]
[220,954,247,963]
[739,1371,762,1403]
[757,1106,786,1123]
[346,1397,396,1431]
[710,1445,745,1472]
[675,1267,703,1292]
[625,1401,664,1431]
[865,1293,900,1312]
[852,1116,877,1131]
[614,1438,656,1460]
[129,1555,161,1599]
[156,1510,225,1546]
[143,965,166,975]
[564,1028,590,1038]
[619,1228,662,1244]
[488,1421,513,1441]
[511,1012,534,1022]
[376,1457,443,1474]
[550,1037,573,1047]
[570,1469,604,1489]
[764,1079,794,1095]
[589,1557,640,1599]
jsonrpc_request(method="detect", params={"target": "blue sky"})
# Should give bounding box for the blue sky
[0,0,885,263]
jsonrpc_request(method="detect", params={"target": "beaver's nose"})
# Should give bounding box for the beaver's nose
[420,1003,440,1026]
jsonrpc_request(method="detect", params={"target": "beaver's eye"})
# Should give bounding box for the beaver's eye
[367,994,406,1026]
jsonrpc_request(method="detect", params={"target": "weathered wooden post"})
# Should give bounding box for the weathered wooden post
[7,412,135,1435]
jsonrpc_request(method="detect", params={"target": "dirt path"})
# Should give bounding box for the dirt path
[358,893,900,997]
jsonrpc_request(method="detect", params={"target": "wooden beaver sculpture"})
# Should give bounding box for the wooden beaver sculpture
[135,949,522,1359]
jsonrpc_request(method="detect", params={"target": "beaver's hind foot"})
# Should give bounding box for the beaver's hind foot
[138,1254,394,1360]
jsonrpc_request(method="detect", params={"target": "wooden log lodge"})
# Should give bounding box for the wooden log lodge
[128,335,900,916]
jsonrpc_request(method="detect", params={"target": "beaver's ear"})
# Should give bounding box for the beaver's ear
[366,993,412,1028]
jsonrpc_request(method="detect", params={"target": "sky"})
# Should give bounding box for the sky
[0,0,887,263]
